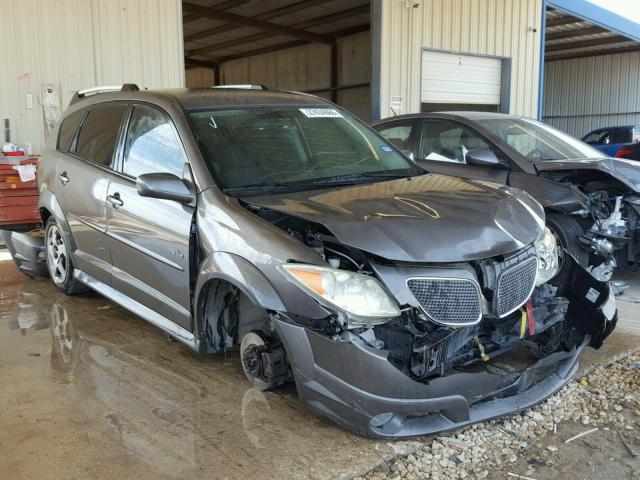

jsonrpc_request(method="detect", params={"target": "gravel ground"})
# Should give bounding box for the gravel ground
[358,350,640,480]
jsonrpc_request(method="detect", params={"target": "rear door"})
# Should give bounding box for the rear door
[53,103,129,285]
[106,104,194,329]
[413,119,511,183]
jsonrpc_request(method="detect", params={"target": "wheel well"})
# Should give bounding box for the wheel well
[40,208,51,226]
[199,279,271,354]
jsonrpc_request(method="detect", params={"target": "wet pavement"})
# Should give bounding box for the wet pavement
[0,259,401,480]
[0,257,638,480]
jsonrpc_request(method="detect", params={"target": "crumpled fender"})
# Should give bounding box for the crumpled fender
[193,251,285,339]
[508,172,589,214]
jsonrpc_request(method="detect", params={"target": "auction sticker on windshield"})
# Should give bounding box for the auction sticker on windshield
[299,108,343,118]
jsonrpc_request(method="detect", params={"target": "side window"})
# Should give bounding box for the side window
[582,130,604,144]
[57,109,86,152]
[123,105,186,178]
[599,130,614,145]
[375,122,414,153]
[74,105,128,167]
[418,120,490,163]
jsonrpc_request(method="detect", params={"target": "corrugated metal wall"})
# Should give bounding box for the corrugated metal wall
[543,52,640,138]
[220,42,332,92]
[186,67,215,88]
[378,0,542,118]
[337,32,372,121]
[219,32,371,120]
[0,0,184,154]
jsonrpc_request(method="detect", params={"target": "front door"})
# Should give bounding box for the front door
[414,119,510,184]
[106,104,194,330]
[53,104,129,285]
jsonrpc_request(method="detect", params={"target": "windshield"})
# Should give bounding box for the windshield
[476,117,605,161]
[188,106,420,196]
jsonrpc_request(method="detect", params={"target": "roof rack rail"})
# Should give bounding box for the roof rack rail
[70,83,140,105]
[212,84,266,90]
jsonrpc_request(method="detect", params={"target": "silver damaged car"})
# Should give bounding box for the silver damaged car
[36,85,617,437]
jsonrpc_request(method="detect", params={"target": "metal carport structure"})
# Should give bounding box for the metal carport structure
[540,0,640,136]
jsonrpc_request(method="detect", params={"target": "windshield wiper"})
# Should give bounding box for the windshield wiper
[223,182,302,195]
[296,171,413,188]
[224,170,419,195]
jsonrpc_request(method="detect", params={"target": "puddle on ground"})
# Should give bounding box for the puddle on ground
[0,261,389,480]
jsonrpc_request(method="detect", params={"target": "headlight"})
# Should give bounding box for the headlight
[280,264,400,322]
[534,227,559,286]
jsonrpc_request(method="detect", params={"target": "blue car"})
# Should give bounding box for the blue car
[582,125,640,157]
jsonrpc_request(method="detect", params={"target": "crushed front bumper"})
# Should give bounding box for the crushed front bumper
[274,257,617,438]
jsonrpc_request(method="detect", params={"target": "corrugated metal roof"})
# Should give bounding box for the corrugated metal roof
[182,0,370,66]
[545,7,640,61]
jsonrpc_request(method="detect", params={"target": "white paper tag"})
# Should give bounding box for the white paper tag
[585,287,600,303]
[12,164,36,182]
[299,108,342,118]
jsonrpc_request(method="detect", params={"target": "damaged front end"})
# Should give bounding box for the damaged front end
[260,208,617,437]
[537,160,640,279]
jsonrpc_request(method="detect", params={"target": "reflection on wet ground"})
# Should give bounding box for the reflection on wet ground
[0,261,394,480]
[2,261,639,480]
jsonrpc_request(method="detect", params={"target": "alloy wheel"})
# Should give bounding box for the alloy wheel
[47,224,68,285]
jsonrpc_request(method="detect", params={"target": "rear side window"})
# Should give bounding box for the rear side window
[376,122,414,152]
[57,109,85,152]
[74,104,128,167]
[122,105,186,178]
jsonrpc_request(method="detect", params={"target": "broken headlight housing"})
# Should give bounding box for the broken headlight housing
[281,264,400,324]
[534,227,559,286]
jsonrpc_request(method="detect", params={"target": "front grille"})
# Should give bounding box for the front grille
[407,278,482,326]
[495,255,538,317]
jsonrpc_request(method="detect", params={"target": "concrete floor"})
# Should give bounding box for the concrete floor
[0,257,638,480]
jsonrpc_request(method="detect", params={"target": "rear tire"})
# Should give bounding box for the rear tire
[546,213,589,267]
[45,218,88,295]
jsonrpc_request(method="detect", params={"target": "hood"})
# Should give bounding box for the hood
[534,157,640,193]
[245,174,544,263]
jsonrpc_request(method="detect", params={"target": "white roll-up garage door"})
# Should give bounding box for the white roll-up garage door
[421,50,502,105]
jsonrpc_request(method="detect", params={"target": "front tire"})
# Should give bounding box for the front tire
[45,218,88,295]
[546,213,589,267]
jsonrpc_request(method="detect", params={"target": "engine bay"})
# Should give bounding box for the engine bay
[541,170,640,279]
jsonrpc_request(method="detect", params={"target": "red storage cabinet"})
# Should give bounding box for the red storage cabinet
[0,156,41,230]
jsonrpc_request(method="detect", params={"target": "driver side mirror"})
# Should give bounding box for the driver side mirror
[136,172,195,204]
[465,149,510,170]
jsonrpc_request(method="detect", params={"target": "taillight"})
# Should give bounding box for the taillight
[616,148,634,158]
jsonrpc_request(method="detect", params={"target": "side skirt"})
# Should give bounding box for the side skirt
[74,269,200,352]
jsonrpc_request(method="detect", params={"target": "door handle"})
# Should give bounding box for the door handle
[57,172,69,185]
[107,193,124,209]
